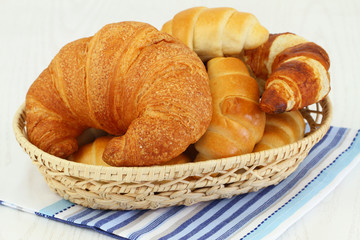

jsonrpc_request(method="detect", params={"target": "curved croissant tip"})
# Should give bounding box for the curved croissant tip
[102,137,126,166]
[48,138,78,159]
[260,89,288,114]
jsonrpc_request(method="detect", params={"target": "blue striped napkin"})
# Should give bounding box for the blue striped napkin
[2,126,360,240]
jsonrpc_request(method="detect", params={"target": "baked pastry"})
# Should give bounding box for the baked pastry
[194,57,266,161]
[160,153,191,165]
[161,7,269,61]
[69,136,191,166]
[26,21,212,167]
[253,110,305,152]
[69,136,112,166]
[244,32,330,113]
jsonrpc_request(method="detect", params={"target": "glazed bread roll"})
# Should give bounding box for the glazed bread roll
[195,57,266,161]
[69,136,191,166]
[26,21,212,167]
[69,136,112,166]
[162,7,269,61]
[244,32,330,114]
[253,110,306,152]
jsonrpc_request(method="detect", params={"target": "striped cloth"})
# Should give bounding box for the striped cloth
[2,126,360,239]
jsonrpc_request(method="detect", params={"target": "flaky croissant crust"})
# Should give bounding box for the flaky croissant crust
[26,21,212,166]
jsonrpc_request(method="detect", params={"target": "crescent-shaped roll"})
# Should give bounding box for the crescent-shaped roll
[26,21,212,167]
[253,110,306,152]
[161,7,269,61]
[194,57,266,161]
[244,32,331,113]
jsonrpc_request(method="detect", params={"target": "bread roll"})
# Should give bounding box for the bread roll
[69,136,112,166]
[195,57,266,161]
[253,110,305,152]
[162,154,191,165]
[244,32,330,114]
[162,7,269,61]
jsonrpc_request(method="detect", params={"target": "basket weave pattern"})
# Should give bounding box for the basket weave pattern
[13,98,332,210]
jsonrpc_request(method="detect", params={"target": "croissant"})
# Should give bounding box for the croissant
[69,136,191,166]
[194,57,266,161]
[253,110,305,152]
[161,7,269,61]
[243,32,331,114]
[26,21,212,167]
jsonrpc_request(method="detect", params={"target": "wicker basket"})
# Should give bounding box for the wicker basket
[13,97,332,210]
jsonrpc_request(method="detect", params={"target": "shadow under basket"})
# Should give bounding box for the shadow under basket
[13,97,332,210]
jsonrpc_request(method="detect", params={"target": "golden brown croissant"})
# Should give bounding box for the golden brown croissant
[69,136,191,166]
[253,110,305,152]
[194,57,266,161]
[161,7,269,61]
[26,21,212,167]
[243,32,331,114]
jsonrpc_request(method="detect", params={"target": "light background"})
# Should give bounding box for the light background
[1,0,359,239]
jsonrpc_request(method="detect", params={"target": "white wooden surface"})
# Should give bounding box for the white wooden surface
[1,0,360,239]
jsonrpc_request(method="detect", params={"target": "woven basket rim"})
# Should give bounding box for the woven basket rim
[13,97,333,183]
